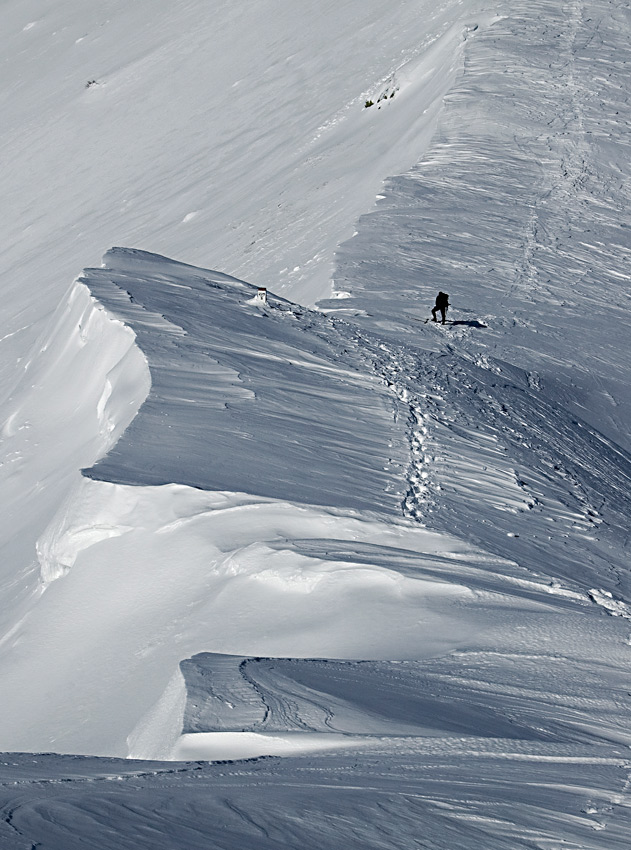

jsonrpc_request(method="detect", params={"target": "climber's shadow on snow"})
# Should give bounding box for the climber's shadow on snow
[448,319,488,328]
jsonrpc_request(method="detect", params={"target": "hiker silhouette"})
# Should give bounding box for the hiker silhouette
[431,292,449,324]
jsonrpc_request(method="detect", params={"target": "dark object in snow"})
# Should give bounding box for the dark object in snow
[431,291,449,324]
[449,319,487,328]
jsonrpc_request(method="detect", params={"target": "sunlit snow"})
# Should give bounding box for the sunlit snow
[1,0,630,848]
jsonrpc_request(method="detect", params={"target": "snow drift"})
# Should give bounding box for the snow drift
[0,249,496,756]
[1,245,628,770]
[1,0,631,847]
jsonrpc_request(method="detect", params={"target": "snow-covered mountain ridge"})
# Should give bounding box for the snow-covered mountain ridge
[80,248,406,512]
[1,0,631,847]
[0,0,492,395]
[0,248,509,756]
[2,240,627,770]
[334,0,631,453]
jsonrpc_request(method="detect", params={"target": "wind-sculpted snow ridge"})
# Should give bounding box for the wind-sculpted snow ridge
[6,243,630,769]
[0,0,494,389]
[0,276,151,607]
[2,2,631,848]
[2,738,631,849]
[177,651,612,741]
[79,247,407,513]
[4,248,519,757]
[333,0,631,599]
[178,653,528,739]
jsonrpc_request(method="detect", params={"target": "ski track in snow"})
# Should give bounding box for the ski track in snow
[1,0,631,848]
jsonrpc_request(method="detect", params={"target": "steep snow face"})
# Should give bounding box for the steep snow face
[0,0,491,404]
[0,249,494,756]
[79,248,407,512]
[0,280,149,627]
[20,477,494,756]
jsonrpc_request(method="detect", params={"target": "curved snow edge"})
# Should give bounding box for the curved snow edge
[33,277,151,583]
[127,667,188,761]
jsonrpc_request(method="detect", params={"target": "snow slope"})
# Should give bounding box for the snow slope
[1,0,631,848]
[1,746,630,850]
[331,0,631,601]
[333,0,631,453]
[0,0,488,399]
[0,248,500,755]
[1,236,629,847]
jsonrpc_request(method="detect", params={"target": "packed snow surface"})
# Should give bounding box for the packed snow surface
[1,0,631,848]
